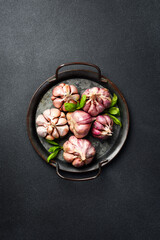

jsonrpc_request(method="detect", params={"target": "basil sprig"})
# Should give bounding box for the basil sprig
[64,95,86,112]
[45,140,63,163]
[105,93,122,127]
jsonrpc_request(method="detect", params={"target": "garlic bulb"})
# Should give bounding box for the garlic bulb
[36,108,69,140]
[92,115,113,139]
[63,136,96,167]
[82,87,111,116]
[51,83,80,111]
[66,110,93,138]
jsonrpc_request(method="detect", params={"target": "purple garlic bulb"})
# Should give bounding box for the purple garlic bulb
[36,108,69,140]
[66,110,93,138]
[82,87,111,116]
[63,136,96,167]
[92,115,113,139]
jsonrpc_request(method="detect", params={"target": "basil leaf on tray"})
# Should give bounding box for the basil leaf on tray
[64,95,87,112]
[108,107,120,116]
[64,102,77,112]
[110,93,118,107]
[45,139,63,163]
[77,95,86,109]
[46,139,59,146]
[48,146,61,153]
[47,149,61,162]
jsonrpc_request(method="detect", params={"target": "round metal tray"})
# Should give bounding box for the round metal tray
[27,62,129,181]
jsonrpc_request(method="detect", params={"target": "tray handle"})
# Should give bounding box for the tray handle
[56,160,109,181]
[56,62,101,81]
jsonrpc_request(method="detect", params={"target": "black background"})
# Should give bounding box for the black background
[1,1,160,239]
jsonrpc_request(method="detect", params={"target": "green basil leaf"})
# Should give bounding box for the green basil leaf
[48,146,61,153]
[64,103,77,112]
[76,101,80,108]
[110,93,118,107]
[77,95,86,109]
[45,139,59,146]
[108,107,120,116]
[106,113,122,127]
[47,149,60,163]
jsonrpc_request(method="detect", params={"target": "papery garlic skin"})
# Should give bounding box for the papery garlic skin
[63,136,96,167]
[92,115,113,139]
[82,87,111,116]
[67,110,93,138]
[51,83,80,111]
[36,108,69,140]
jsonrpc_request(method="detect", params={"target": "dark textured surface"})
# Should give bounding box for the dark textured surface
[1,0,160,239]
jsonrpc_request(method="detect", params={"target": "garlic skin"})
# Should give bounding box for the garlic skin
[51,83,80,111]
[66,110,93,138]
[82,87,111,116]
[63,136,96,167]
[36,108,69,140]
[92,115,113,139]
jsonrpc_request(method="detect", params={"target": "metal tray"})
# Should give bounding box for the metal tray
[27,62,129,181]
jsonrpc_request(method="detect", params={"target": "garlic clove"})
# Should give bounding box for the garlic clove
[68,99,77,104]
[59,83,65,87]
[74,123,91,138]
[51,96,56,101]
[51,118,58,125]
[60,112,66,118]
[92,128,102,137]
[63,84,70,95]
[83,101,91,112]
[56,125,69,137]
[62,103,67,112]
[36,114,48,125]
[52,128,59,138]
[86,146,96,159]
[72,158,84,167]
[63,141,76,154]
[69,135,79,147]
[97,96,103,104]
[43,109,51,121]
[93,121,105,131]
[70,85,79,94]
[37,126,47,137]
[88,103,97,116]
[102,98,111,108]
[52,85,64,97]
[96,115,107,125]
[52,98,63,108]
[92,87,99,94]
[72,110,92,125]
[45,135,54,140]
[66,112,72,122]
[63,152,76,163]
[56,117,67,126]
[95,102,105,113]
[47,125,53,135]
[70,94,80,101]
[104,115,113,125]
[50,108,61,118]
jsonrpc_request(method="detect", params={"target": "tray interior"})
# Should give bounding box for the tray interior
[32,72,128,173]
